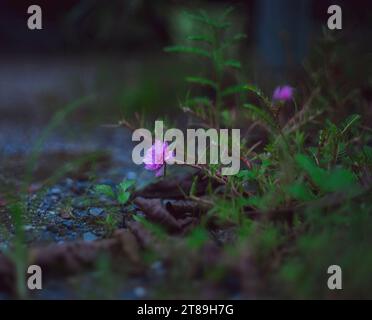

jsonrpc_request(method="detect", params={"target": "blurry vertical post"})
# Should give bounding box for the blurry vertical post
[256,0,311,80]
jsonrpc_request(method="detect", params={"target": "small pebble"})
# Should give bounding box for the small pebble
[127,171,137,180]
[83,232,98,242]
[62,220,73,229]
[88,207,105,217]
[151,261,165,276]
[50,187,62,195]
[133,287,146,298]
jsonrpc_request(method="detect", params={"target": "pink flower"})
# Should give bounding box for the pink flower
[143,140,175,177]
[273,85,294,102]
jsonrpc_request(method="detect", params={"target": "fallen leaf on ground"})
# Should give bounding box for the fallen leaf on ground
[134,197,182,232]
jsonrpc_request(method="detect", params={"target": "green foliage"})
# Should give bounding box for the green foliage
[99,212,118,236]
[117,180,135,205]
[95,179,135,205]
[165,7,248,127]
[295,153,358,193]
[186,227,209,249]
[95,184,115,198]
[7,203,27,298]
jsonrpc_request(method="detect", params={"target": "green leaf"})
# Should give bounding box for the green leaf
[222,84,262,97]
[95,185,115,198]
[164,45,211,58]
[221,110,232,125]
[222,84,248,97]
[186,35,213,44]
[362,146,372,162]
[341,114,361,135]
[186,76,217,89]
[119,179,135,193]
[224,59,241,69]
[243,104,276,129]
[295,154,327,188]
[295,154,358,192]
[185,96,212,107]
[237,169,258,181]
[118,192,130,205]
[287,182,316,201]
[186,11,230,29]
[189,176,199,197]
[186,227,208,249]
[232,33,247,42]
[322,168,357,192]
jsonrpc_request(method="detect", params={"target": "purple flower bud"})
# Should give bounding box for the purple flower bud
[273,85,294,102]
[143,140,175,176]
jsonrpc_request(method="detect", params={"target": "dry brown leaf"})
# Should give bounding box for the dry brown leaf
[134,197,182,232]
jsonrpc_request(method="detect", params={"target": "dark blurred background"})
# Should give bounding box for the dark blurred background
[0,0,371,133]
[1,0,371,55]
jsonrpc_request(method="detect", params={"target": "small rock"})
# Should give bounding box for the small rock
[28,183,42,193]
[62,220,73,229]
[88,207,105,217]
[50,195,59,202]
[72,199,86,209]
[46,224,59,233]
[127,171,137,180]
[74,209,88,218]
[151,261,165,276]
[133,287,146,298]
[23,225,34,231]
[0,243,9,251]
[39,231,58,242]
[73,181,89,194]
[50,187,62,195]
[83,232,98,242]
[65,178,74,188]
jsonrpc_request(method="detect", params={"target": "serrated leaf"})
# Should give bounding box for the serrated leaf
[164,45,211,58]
[186,76,217,89]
